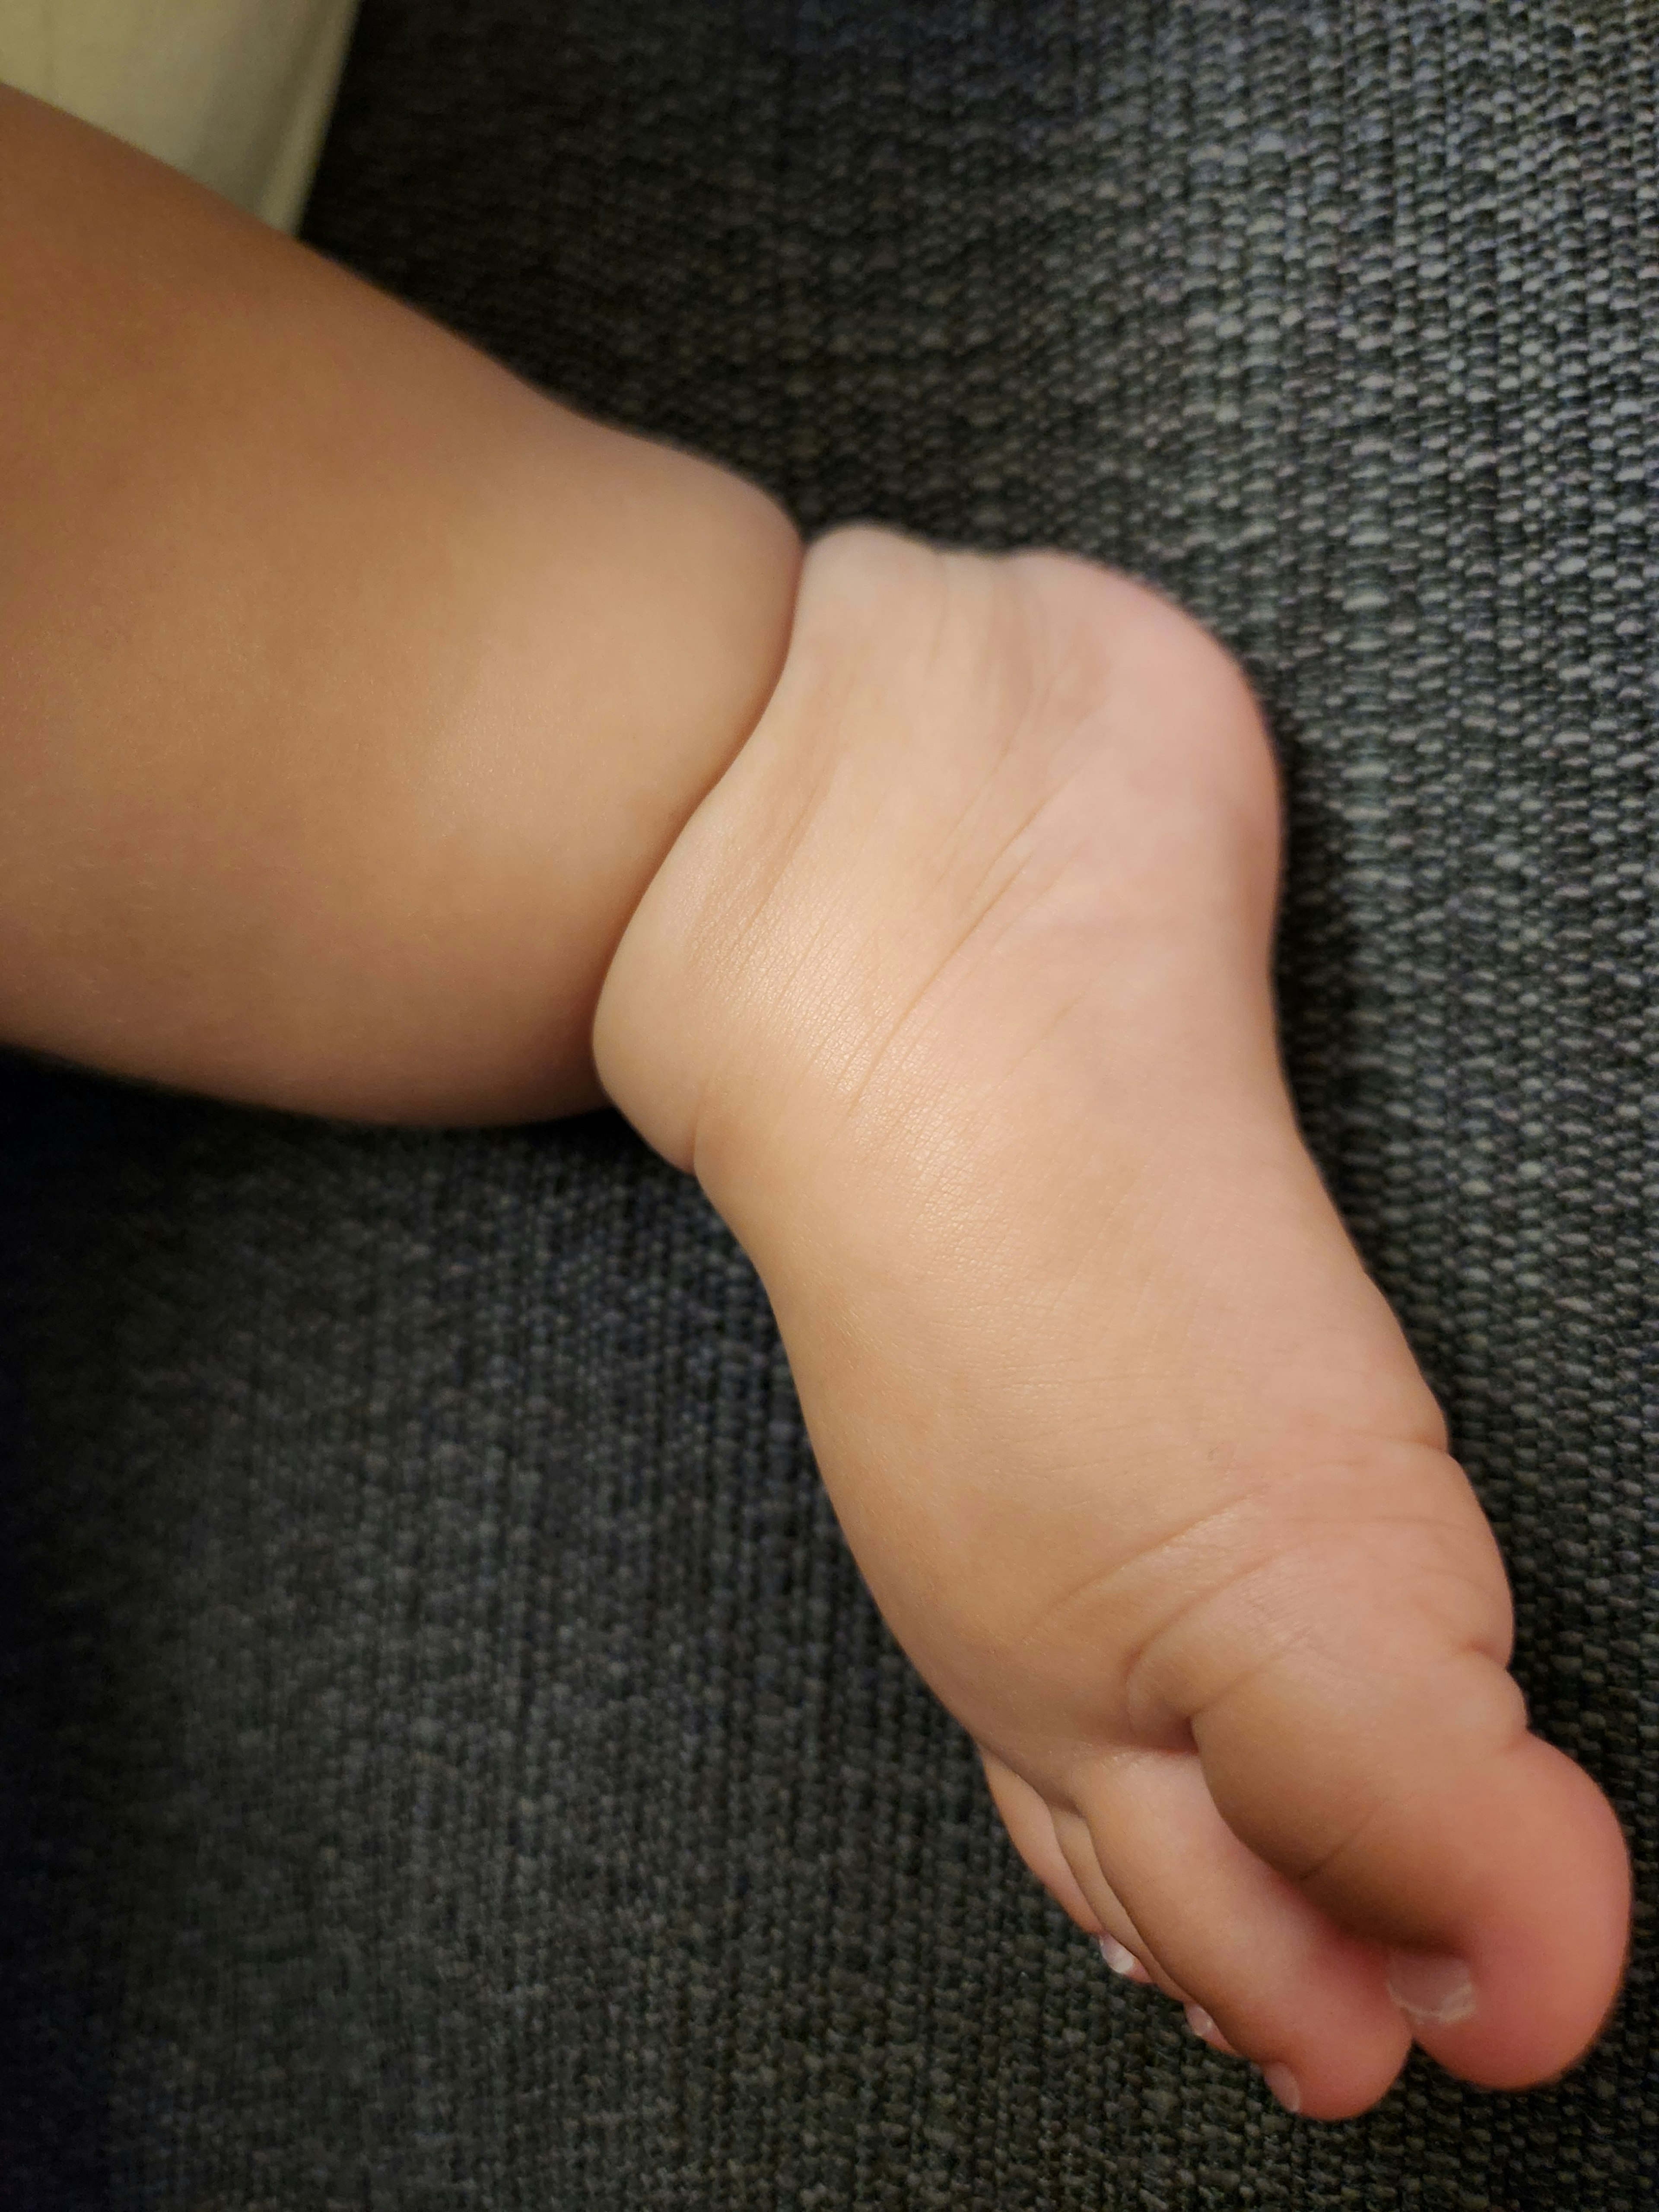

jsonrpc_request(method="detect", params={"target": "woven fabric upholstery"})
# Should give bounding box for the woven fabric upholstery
[2,3,1655,2206]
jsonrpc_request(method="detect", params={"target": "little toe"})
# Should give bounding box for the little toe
[980,1745,1103,1933]
[1048,1799,1198,2002]
[980,1747,1170,1991]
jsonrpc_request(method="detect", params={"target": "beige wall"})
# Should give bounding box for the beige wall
[0,0,360,230]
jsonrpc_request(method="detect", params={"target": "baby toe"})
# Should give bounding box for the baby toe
[980,1747,1170,1991]
[1071,1746,1411,2118]
[1153,1478,1630,2088]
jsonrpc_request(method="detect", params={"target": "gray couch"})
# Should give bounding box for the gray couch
[3,2,1653,2204]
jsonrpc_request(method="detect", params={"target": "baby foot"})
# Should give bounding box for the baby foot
[595,527,1630,2119]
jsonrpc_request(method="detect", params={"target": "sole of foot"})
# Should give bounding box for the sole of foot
[597,525,1631,2120]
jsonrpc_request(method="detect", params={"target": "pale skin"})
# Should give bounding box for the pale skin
[0,89,1632,2121]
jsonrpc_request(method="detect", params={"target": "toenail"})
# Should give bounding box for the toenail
[1097,1933,1150,1983]
[1263,2064,1301,2114]
[1183,2002,1236,2054]
[1385,1949,1477,2026]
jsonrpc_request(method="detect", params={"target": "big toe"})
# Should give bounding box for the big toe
[1369,1732,1629,2086]
[1154,1461,1630,2086]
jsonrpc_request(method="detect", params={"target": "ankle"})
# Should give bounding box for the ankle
[594,526,1279,1207]
[593,525,941,1178]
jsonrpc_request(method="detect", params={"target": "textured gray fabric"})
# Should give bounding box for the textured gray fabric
[2,2,1656,2205]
